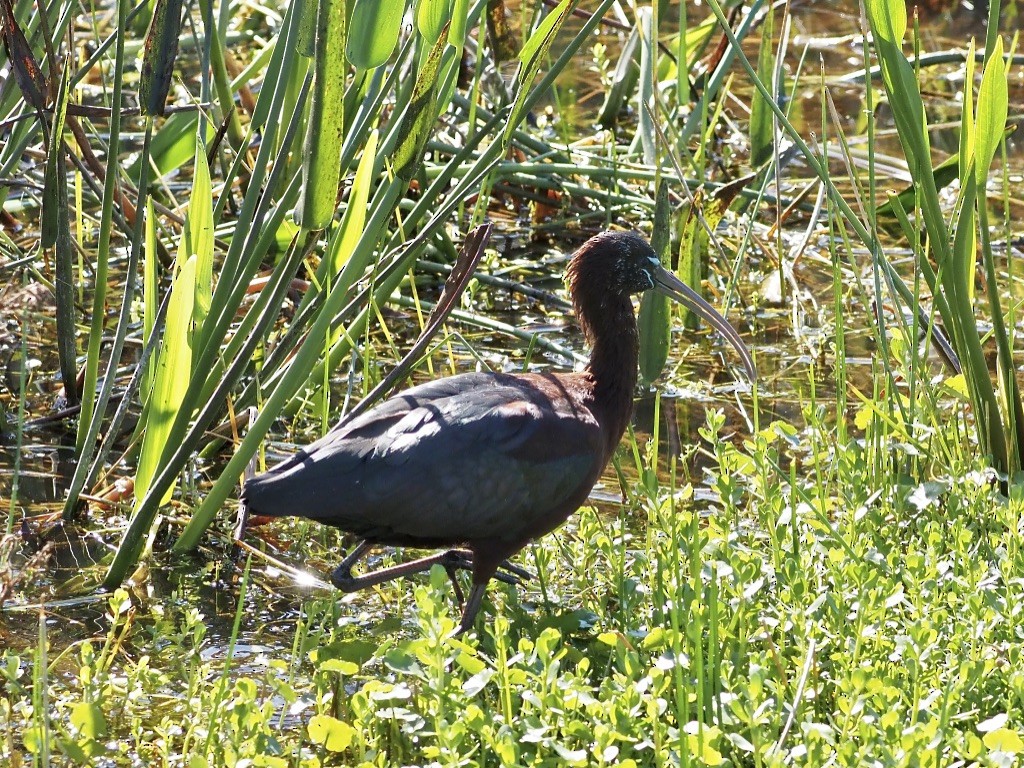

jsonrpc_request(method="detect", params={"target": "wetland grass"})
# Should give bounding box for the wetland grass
[2,0,1024,764]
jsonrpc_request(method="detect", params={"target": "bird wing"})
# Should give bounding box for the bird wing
[243,373,604,545]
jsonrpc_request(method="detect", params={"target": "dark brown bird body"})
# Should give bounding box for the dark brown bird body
[246,372,605,554]
[242,231,754,633]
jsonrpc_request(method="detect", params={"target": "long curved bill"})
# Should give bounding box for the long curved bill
[653,266,757,382]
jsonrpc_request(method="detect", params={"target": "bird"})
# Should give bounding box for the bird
[242,230,756,634]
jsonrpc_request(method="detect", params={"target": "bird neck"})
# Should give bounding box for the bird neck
[576,291,639,447]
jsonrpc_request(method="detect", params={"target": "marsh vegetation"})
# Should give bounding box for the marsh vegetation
[2,0,1024,764]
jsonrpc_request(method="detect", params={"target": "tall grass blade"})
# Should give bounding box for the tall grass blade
[77,0,126,454]
[973,39,1023,470]
[295,0,317,57]
[0,0,45,110]
[40,60,69,249]
[638,179,671,384]
[865,0,1008,473]
[139,0,184,115]
[296,0,346,230]
[251,0,308,129]
[434,0,473,118]
[596,23,639,129]
[417,0,451,44]
[142,200,157,403]
[62,121,155,520]
[394,24,449,182]
[504,0,575,146]
[208,15,245,151]
[676,190,704,330]
[327,130,378,276]
[134,249,197,510]
[42,59,77,406]
[749,2,775,167]
[187,135,215,356]
[129,110,204,178]
[974,38,1007,185]
[637,7,655,164]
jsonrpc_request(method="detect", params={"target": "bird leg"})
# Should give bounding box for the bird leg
[452,547,520,636]
[445,565,466,606]
[498,560,534,583]
[330,542,471,592]
[330,543,533,633]
[455,582,490,636]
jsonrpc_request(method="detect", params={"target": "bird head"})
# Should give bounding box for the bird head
[567,230,756,381]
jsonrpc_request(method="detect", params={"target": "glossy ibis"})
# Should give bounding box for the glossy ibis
[242,230,755,633]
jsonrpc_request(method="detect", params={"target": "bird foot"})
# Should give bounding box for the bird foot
[330,563,358,591]
[330,541,372,591]
[436,551,533,587]
[327,545,533,635]
[498,560,535,583]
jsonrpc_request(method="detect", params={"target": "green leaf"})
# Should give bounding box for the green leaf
[959,39,976,184]
[326,130,379,275]
[129,111,202,178]
[134,254,197,509]
[142,200,158,404]
[295,0,318,57]
[185,134,215,356]
[636,7,655,164]
[749,2,775,167]
[312,638,379,665]
[864,0,928,178]
[432,0,474,116]
[518,0,572,65]
[308,714,356,752]
[41,60,71,249]
[957,42,980,294]
[685,732,723,765]
[347,0,406,70]
[596,24,640,129]
[70,702,107,740]
[942,373,970,400]
[58,736,91,763]
[638,180,671,383]
[984,727,1024,754]
[864,0,906,45]
[416,0,452,45]
[318,659,359,675]
[448,0,470,46]
[42,59,78,407]
[974,37,1007,188]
